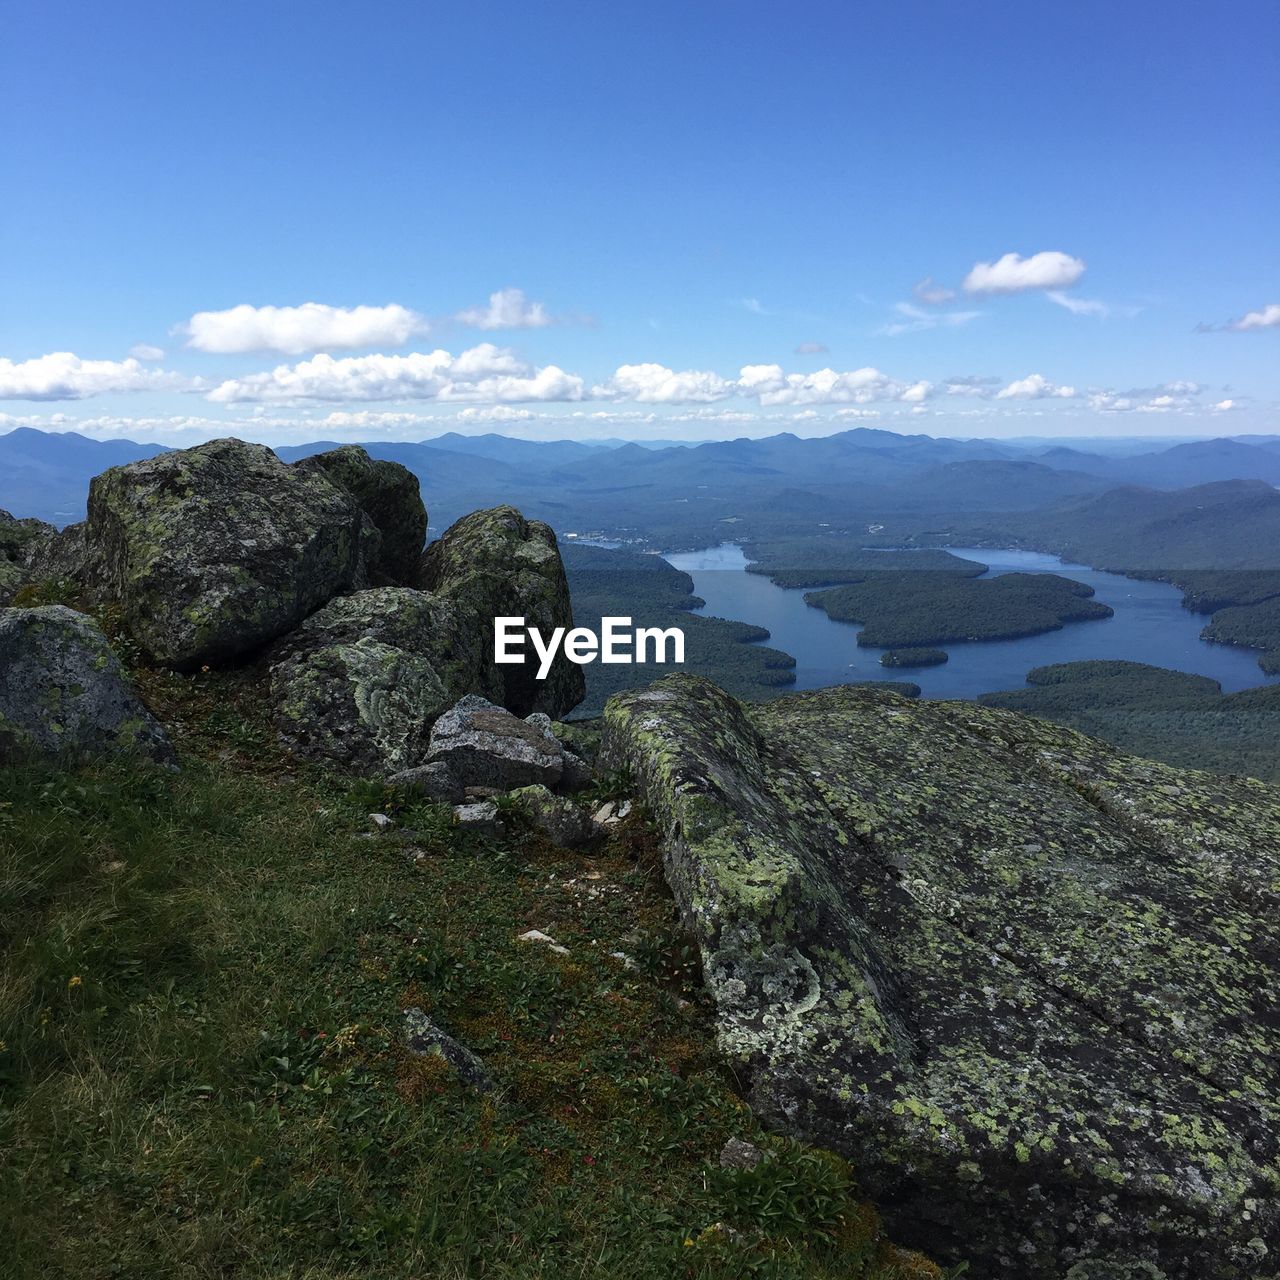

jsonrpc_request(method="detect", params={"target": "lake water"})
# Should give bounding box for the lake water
[662,543,1279,699]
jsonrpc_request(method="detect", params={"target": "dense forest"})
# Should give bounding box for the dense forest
[561,543,795,716]
[804,571,1112,650]
[980,660,1280,782]
[880,647,948,668]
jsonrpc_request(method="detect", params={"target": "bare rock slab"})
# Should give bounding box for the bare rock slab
[601,674,1280,1280]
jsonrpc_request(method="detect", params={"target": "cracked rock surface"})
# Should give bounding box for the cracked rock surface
[601,673,1280,1280]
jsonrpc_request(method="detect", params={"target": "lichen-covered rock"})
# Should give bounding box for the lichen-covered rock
[508,784,600,848]
[386,759,464,803]
[0,509,57,603]
[293,446,426,586]
[0,605,173,765]
[420,506,584,718]
[402,1007,493,1090]
[84,438,366,668]
[601,674,1280,1280]
[269,587,474,773]
[427,695,564,791]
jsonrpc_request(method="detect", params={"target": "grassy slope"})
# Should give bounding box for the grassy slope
[0,666,942,1280]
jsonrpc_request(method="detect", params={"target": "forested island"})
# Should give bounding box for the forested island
[980,660,1280,782]
[880,647,948,668]
[805,570,1112,649]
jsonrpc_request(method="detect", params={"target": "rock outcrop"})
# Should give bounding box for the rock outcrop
[0,606,173,765]
[293,445,426,586]
[601,674,1280,1280]
[0,509,55,604]
[420,505,584,718]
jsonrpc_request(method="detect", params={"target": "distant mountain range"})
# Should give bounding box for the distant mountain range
[3,424,1279,536]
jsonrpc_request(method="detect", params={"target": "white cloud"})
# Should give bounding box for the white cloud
[205,344,584,404]
[996,373,1077,400]
[455,405,537,423]
[1212,399,1240,411]
[963,251,1086,295]
[1225,303,1280,332]
[881,302,982,336]
[129,343,166,361]
[740,297,768,315]
[913,277,955,305]
[1046,291,1109,318]
[455,288,552,330]
[794,341,828,355]
[0,352,187,401]
[183,302,425,355]
[594,363,735,403]
[736,364,932,406]
[1087,382,1204,414]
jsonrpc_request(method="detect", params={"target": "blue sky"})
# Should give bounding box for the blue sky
[2,0,1277,443]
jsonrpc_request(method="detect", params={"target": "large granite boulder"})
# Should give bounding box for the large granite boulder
[293,446,426,586]
[601,674,1280,1280]
[420,506,584,718]
[82,438,367,668]
[0,606,173,765]
[269,587,472,772]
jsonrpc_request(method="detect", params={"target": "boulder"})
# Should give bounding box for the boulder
[508,784,600,848]
[420,506,584,718]
[602,674,1280,1280]
[426,694,563,791]
[386,760,464,804]
[0,510,56,604]
[293,446,426,586]
[0,606,173,765]
[83,438,367,668]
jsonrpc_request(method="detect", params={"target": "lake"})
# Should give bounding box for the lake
[662,543,1280,699]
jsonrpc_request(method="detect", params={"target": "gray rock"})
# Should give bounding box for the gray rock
[271,636,450,774]
[0,606,174,766]
[0,510,56,604]
[78,438,368,668]
[386,759,463,803]
[452,800,502,834]
[602,673,1280,1279]
[293,446,426,586]
[402,1007,493,1090]
[420,505,584,718]
[557,749,594,793]
[508,784,601,849]
[719,1138,764,1170]
[427,695,564,791]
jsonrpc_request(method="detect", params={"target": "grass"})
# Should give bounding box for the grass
[0,667,945,1279]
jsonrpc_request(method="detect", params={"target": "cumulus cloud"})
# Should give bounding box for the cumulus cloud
[129,343,166,361]
[455,288,552,330]
[182,302,425,355]
[1047,291,1109,318]
[963,251,1086,295]
[1087,381,1206,414]
[913,277,955,305]
[455,405,538,423]
[1212,399,1240,411]
[794,341,828,355]
[881,302,982,336]
[736,364,932,406]
[205,344,584,404]
[1223,303,1280,332]
[0,352,188,401]
[995,373,1077,400]
[594,363,735,403]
